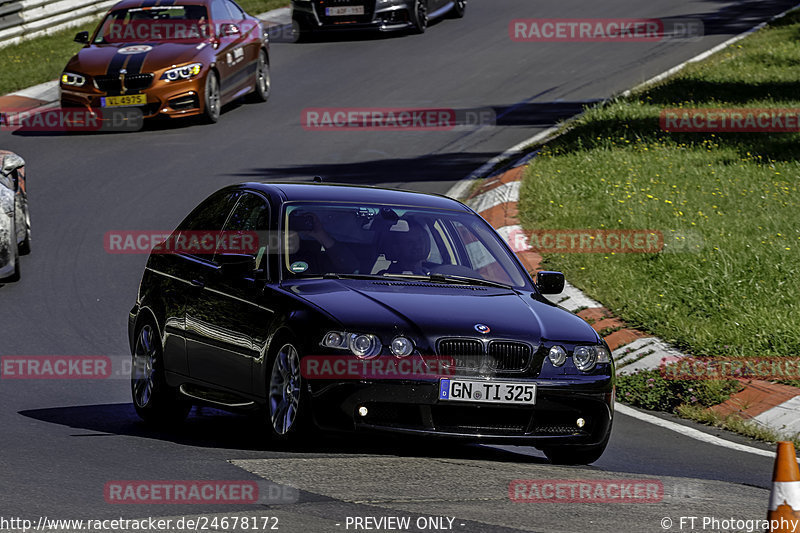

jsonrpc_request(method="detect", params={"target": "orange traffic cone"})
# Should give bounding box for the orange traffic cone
[768,442,800,533]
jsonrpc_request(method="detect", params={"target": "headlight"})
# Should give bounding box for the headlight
[573,346,598,372]
[321,331,348,349]
[161,63,202,82]
[548,345,567,367]
[61,72,86,87]
[390,336,414,357]
[349,334,381,359]
[321,331,382,358]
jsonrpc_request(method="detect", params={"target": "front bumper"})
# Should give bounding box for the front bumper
[60,76,205,120]
[308,376,614,445]
[292,1,415,32]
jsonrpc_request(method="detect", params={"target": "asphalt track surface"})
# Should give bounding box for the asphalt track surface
[0,0,797,531]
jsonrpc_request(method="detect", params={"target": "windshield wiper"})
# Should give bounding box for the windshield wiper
[392,273,513,290]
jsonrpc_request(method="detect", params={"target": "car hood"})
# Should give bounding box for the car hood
[284,279,599,345]
[66,42,208,76]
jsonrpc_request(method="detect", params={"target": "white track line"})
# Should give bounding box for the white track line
[616,403,799,463]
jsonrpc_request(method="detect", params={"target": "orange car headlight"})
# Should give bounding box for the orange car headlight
[161,63,202,82]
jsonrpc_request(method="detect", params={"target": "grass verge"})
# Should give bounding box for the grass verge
[677,404,800,448]
[518,11,800,360]
[516,10,800,440]
[0,0,287,97]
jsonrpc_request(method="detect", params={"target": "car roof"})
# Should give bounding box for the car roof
[239,182,472,212]
[110,0,209,10]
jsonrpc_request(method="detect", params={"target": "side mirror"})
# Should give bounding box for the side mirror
[219,23,240,37]
[218,253,256,281]
[1,154,25,176]
[535,271,565,295]
[74,31,89,44]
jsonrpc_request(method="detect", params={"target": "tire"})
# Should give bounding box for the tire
[18,220,31,256]
[246,49,270,103]
[451,0,466,18]
[542,433,610,465]
[201,71,221,124]
[266,341,310,440]
[292,19,313,43]
[411,0,428,34]
[131,320,191,425]
[1,256,20,283]
[1,218,20,282]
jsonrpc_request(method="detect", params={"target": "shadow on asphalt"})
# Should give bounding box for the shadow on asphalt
[19,403,550,464]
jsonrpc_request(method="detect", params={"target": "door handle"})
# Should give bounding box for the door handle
[190,279,205,289]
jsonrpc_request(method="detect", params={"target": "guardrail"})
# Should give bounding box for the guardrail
[0,0,115,49]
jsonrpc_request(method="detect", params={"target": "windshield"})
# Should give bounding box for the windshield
[282,202,531,289]
[92,6,210,44]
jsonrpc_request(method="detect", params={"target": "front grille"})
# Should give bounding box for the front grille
[489,341,532,371]
[94,73,154,94]
[438,339,484,371]
[315,0,376,24]
[437,339,532,372]
[431,405,532,435]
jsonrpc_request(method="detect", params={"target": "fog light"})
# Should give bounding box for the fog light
[548,345,567,367]
[576,417,585,428]
[358,406,368,417]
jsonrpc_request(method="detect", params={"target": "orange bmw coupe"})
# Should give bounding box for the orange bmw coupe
[60,0,270,123]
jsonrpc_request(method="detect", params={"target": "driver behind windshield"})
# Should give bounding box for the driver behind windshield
[291,211,359,274]
[377,219,431,276]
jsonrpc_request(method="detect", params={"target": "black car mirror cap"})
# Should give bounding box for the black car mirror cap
[535,271,565,295]
[218,253,257,280]
[74,31,89,44]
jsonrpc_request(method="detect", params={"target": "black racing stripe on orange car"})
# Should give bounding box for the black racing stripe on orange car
[106,50,129,77]
[124,48,150,77]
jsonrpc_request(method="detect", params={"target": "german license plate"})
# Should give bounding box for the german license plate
[325,6,364,16]
[439,379,536,405]
[101,94,146,107]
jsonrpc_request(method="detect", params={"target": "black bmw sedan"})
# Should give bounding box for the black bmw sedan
[128,182,614,464]
[291,0,466,36]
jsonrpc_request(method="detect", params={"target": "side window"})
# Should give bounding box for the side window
[218,192,270,270]
[175,190,241,258]
[225,0,245,20]
[209,0,229,25]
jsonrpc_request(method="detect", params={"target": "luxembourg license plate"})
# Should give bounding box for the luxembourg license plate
[325,6,364,16]
[439,379,536,405]
[101,95,146,107]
